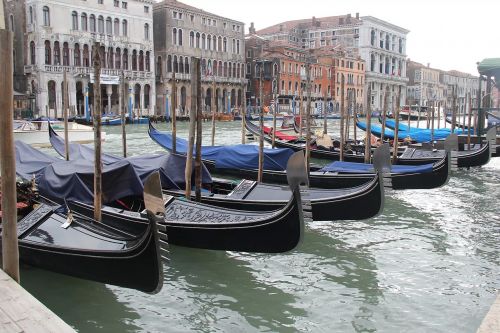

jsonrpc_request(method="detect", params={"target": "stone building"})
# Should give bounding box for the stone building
[153,0,246,117]
[19,0,155,118]
[406,61,445,107]
[254,14,408,113]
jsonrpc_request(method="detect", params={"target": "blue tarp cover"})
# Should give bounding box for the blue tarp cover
[383,119,463,134]
[149,123,295,171]
[357,120,463,143]
[320,160,434,174]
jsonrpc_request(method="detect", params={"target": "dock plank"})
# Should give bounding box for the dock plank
[0,269,75,332]
[477,294,500,333]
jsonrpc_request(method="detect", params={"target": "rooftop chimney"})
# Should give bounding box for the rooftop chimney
[355,12,359,19]
[249,22,256,34]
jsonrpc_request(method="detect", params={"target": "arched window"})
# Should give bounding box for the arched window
[213,61,218,76]
[370,30,375,46]
[178,29,183,46]
[172,28,177,45]
[144,85,151,109]
[233,63,236,78]
[107,47,114,69]
[224,62,227,77]
[98,16,104,34]
[62,42,69,66]
[89,14,96,32]
[201,58,206,74]
[207,35,212,50]
[114,19,119,36]
[179,56,184,73]
[29,6,33,24]
[122,49,128,69]
[223,38,227,52]
[195,32,200,48]
[72,11,78,30]
[184,57,189,74]
[201,34,206,49]
[74,44,81,66]
[399,38,403,54]
[132,50,137,70]
[189,31,194,47]
[81,13,87,31]
[43,6,50,26]
[173,56,178,73]
[218,36,222,51]
[145,51,150,71]
[83,44,89,67]
[122,19,128,36]
[53,41,60,65]
[106,17,112,35]
[236,64,240,78]
[115,48,121,69]
[30,41,36,65]
[236,40,240,54]
[167,55,172,72]
[139,51,144,71]
[228,62,232,78]
[370,53,375,72]
[144,23,150,40]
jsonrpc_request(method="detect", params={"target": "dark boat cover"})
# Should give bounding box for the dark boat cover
[149,124,295,171]
[320,160,434,174]
[15,141,212,204]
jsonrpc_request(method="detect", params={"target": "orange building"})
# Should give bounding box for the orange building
[245,34,365,114]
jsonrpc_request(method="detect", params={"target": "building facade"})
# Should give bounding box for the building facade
[406,61,445,107]
[153,0,246,117]
[245,35,365,115]
[255,14,408,113]
[21,0,155,118]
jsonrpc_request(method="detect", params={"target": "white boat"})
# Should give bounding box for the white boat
[13,121,105,147]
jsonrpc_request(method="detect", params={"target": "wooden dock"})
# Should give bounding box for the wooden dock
[477,293,500,333]
[0,269,75,332]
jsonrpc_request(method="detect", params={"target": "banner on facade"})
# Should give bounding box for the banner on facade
[90,74,120,85]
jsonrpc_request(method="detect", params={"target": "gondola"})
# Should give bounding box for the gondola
[149,122,451,191]
[63,155,308,253]
[17,139,307,253]
[1,181,164,294]
[246,120,366,162]
[397,128,496,168]
[49,125,383,220]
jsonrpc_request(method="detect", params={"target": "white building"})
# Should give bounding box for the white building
[23,0,155,118]
[357,16,409,112]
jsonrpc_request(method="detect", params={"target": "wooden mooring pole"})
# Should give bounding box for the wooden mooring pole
[339,74,345,162]
[467,93,472,149]
[381,86,389,143]
[172,72,177,153]
[392,86,401,164]
[211,78,216,146]
[305,60,312,175]
[241,86,246,144]
[121,71,127,157]
[323,92,328,135]
[92,43,102,222]
[364,85,372,163]
[257,65,264,182]
[194,58,203,202]
[0,29,20,282]
[185,58,198,200]
[63,70,70,161]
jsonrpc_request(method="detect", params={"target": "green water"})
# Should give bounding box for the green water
[23,121,500,332]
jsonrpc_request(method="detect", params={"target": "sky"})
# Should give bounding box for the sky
[165,0,500,75]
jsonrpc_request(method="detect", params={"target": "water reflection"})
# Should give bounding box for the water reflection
[21,265,141,332]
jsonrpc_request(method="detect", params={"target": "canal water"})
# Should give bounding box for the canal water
[22,120,499,332]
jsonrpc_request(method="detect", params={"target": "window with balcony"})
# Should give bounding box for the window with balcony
[83,44,89,67]
[98,16,104,34]
[178,29,184,46]
[63,42,69,66]
[74,44,81,66]
[189,31,194,47]
[81,13,87,31]
[106,17,112,35]
[43,6,50,26]
[115,48,121,69]
[53,41,60,65]
[122,20,127,36]
[90,14,96,32]
[114,19,119,35]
